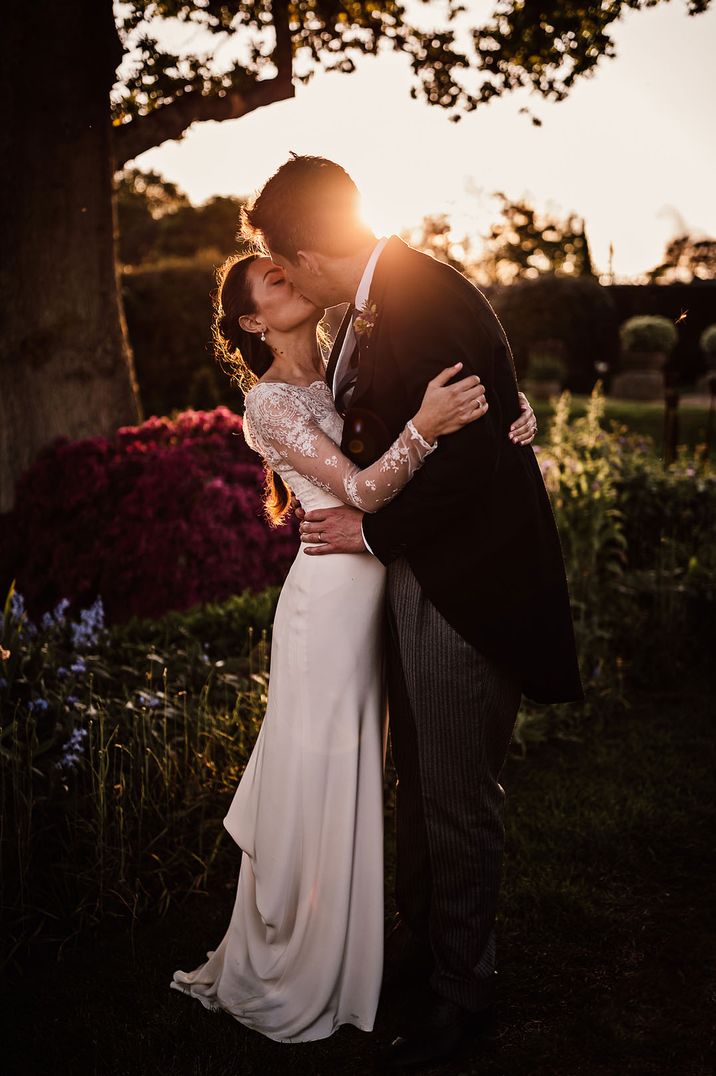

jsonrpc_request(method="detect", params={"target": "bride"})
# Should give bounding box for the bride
[169,251,526,1043]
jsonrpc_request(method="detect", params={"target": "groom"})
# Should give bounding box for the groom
[243,155,584,1068]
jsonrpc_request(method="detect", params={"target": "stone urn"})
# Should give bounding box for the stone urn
[525,343,567,401]
[610,350,668,400]
[611,316,677,402]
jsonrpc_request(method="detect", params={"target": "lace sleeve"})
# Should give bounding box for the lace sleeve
[244,383,437,512]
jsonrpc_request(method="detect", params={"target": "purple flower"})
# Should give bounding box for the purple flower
[28,698,50,714]
[41,597,71,632]
[54,727,88,771]
[137,690,161,709]
[10,592,25,619]
[70,596,105,649]
[70,657,87,674]
[66,695,79,706]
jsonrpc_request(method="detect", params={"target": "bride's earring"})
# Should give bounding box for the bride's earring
[260,330,266,343]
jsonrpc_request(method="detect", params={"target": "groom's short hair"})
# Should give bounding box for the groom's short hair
[242,153,371,262]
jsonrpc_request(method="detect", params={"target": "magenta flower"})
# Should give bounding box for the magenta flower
[0,407,299,625]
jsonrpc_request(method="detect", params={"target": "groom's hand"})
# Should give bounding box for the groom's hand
[300,505,366,555]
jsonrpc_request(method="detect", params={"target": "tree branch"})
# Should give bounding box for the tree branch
[112,74,294,168]
[272,0,292,83]
[113,1,295,168]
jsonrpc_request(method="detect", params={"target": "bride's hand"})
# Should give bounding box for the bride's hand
[412,362,488,444]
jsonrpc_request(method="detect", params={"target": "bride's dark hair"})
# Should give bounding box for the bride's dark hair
[213,252,291,526]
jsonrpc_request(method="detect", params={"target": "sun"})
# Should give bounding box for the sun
[358,189,420,239]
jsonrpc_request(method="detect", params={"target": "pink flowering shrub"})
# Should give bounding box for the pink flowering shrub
[0,407,299,624]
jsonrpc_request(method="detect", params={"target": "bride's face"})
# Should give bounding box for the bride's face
[247,256,323,333]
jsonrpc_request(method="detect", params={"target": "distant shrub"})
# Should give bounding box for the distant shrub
[618,447,716,575]
[699,323,716,360]
[488,274,618,394]
[0,408,299,625]
[121,261,244,418]
[527,351,568,382]
[533,385,714,716]
[619,315,678,355]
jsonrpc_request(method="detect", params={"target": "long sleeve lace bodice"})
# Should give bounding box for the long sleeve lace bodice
[242,379,437,513]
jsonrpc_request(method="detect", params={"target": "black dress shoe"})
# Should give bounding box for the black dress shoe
[382,994,498,1071]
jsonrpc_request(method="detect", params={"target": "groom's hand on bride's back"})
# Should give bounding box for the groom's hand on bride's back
[300,505,365,556]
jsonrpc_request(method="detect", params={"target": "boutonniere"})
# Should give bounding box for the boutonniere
[353,299,379,342]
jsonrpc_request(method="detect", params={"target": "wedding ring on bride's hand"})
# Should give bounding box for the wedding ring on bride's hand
[318,531,323,542]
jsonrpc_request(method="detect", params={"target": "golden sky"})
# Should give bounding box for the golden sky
[133,2,716,280]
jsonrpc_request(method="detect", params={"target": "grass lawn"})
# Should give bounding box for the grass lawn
[532,395,714,458]
[1,686,713,1076]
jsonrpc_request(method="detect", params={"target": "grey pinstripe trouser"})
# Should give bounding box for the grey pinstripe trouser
[386,557,522,1012]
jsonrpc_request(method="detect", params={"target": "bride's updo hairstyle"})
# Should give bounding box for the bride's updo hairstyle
[213,251,292,527]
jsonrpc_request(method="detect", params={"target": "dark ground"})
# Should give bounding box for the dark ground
[2,688,713,1076]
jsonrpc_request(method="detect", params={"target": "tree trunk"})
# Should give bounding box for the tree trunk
[0,1,142,513]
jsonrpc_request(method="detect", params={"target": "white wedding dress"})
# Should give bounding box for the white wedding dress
[169,378,436,1042]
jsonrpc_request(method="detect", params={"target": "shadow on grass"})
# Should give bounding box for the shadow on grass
[1,687,713,1076]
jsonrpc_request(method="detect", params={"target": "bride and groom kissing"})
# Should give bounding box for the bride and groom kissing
[170,153,584,1070]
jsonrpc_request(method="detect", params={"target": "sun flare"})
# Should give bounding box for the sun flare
[358,190,421,239]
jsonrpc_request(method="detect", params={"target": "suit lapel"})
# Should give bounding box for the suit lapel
[324,305,353,392]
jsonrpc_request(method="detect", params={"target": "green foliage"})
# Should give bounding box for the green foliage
[469,0,712,121]
[476,195,594,284]
[0,584,280,964]
[113,1,481,127]
[489,273,618,393]
[111,2,714,152]
[648,232,716,283]
[616,447,716,686]
[115,168,189,265]
[531,394,715,459]
[111,587,281,655]
[535,386,630,716]
[121,260,244,417]
[116,168,247,266]
[516,384,715,748]
[527,350,568,383]
[534,387,710,714]
[619,315,678,355]
[699,323,716,358]
[403,214,472,276]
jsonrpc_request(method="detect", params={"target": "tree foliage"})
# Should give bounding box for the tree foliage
[116,169,248,265]
[475,194,595,285]
[402,214,473,276]
[111,1,712,165]
[489,274,618,391]
[648,233,716,283]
